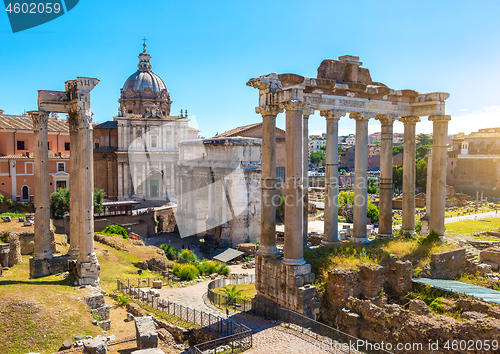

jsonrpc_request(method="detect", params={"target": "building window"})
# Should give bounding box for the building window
[151,136,157,148]
[65,142,70,151]
[57,163,65,172]
[17,141,25,150]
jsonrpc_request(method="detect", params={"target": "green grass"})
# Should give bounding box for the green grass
[134,299,199,329]
[445,218,500,234]
[213,283,257,301]
[0,212,26,218]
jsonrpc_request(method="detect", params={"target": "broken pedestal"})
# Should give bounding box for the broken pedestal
[29,255,72,278]
[253,255,320,319]
[76,260,101,285]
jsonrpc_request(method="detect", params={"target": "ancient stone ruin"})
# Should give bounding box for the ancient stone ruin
[28,77,100,285]
[247,56,451,317]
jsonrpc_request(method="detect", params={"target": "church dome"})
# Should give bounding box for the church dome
[122,42,167,94]
[123,71,166,94]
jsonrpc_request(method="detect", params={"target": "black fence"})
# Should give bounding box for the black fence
[116,279,252,352]
[193,328,253,354]
[206,276,393,354]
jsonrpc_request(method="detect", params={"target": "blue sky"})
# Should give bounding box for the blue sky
[1,0,500,138]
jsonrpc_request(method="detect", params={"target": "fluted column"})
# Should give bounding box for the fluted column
[429,115,451,235]
[282,102,305,265]
[351,113,369,242]
[133,125,137,150]
[30,111,52,260]
[124,162,129,198]
[376,115,394,237]
[258,106,281,257]
[320,110,343,244]
[68,113,79,256]
[77,109,97,264]
[400,116,420,233]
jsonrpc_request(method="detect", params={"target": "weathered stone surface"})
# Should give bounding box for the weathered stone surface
[94,305,110,321]
[430,248,466,279]
[127,302,145,317]
[61,339,73,350]
[85,294,106,309]
[409,299,431,315]
[237,243,257,255]
[478,263,493,275]
[127,312,135,321]
[149,288,160,297]
[462,311,488,320]
[483,261,499,271]
[154,318,186,342]
[135,316,158,349]
[83,335,107,354]
[99,319,111,331]
[131,349,165,354]
[152,280,162,289]
[24,219,34,226]
[29,255,70,278]
[480,247,500,266]
[2,216,11,222]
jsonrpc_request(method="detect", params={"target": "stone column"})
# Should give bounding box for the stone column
[282,102,305,265]
[351,113,369,242]
[429,115,451,235]
[400,116,420,234]
[258,107,281,257]
[124,162,129,198]
[320,110,343,244]
[426,148,433,215]
[302,113,309,246]
[68,113,79,256]
[133,125,137,150]
[143,163,147,199]
[118,162,124,200]
[376,115,394,237]
[77,109,98,268]
[133,164,138,196]
[30,111,52,260]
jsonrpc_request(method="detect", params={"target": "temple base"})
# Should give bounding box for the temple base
[29,255,72,278]
[76,260,101,286]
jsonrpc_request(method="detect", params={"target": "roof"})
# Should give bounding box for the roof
[94,121,117,129]
[210,248,245,263]
[103,201,141,207]
[214,122,285,138]
[455,129,500,140]
[0,114,69,132]
[0,151,69,160]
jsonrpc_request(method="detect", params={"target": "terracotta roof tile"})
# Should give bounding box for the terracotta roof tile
[0,114,69,132]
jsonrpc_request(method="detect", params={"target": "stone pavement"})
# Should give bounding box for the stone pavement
[157,265,348,353]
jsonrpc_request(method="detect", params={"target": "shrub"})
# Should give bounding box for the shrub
[174,264,199,281]
[102,225,128,239]
[179,249,198,263]
[417,230,440,245]
[5,199,13,207]
[0,193,4,204]
[415,220,422,234]
[160,244,178,259]
[197,260,219,275]
[115,293,131,307]
[217,263,230,276]
[20,202,29,208]
[367,202,379,223]
[50,188,69,218]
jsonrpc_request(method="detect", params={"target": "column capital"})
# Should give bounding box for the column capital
[68,112,79,132]
[28,111,49,130]
[320,109,346,120]
[349,112,370,121]
[280,100,305,112]
[428,114,451,122]
[77,110,94,130]
[399,116,421,124]
[256,105,282,116]
[375,114,395,125]
[303,105,315,117]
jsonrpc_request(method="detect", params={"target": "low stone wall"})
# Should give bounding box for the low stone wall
[480,247,500,265]
[94,233,129,252]
[430,248,466,279]
[1,229,56,267]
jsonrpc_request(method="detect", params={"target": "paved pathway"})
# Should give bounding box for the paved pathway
[413,278,500,304]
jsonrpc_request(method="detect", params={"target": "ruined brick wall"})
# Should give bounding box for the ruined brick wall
[430,248,466,279]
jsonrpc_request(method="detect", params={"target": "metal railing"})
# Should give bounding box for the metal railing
[206,275,393,354]
[193,328,252,354]
[116,279,252,352]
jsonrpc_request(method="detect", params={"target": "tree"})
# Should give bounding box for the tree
[338,146,346,153]
[367,177,378,194]
[50,188,70,218]
[392,165,403,192]
[417,133,432,147]
[367,202,379,223]
[94,188,104,214]
[416,158,427,191]
[310,151,325,165]
[416,144,432,160]
[320,145,326,151]
[320,145,346,153]
[393,145,404,156]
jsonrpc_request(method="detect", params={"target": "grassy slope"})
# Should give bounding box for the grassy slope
[445,217,500,234]
[0,229,164,354]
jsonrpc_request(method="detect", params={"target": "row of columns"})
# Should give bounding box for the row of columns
[31,110,97,265]
[258,104,451,264]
